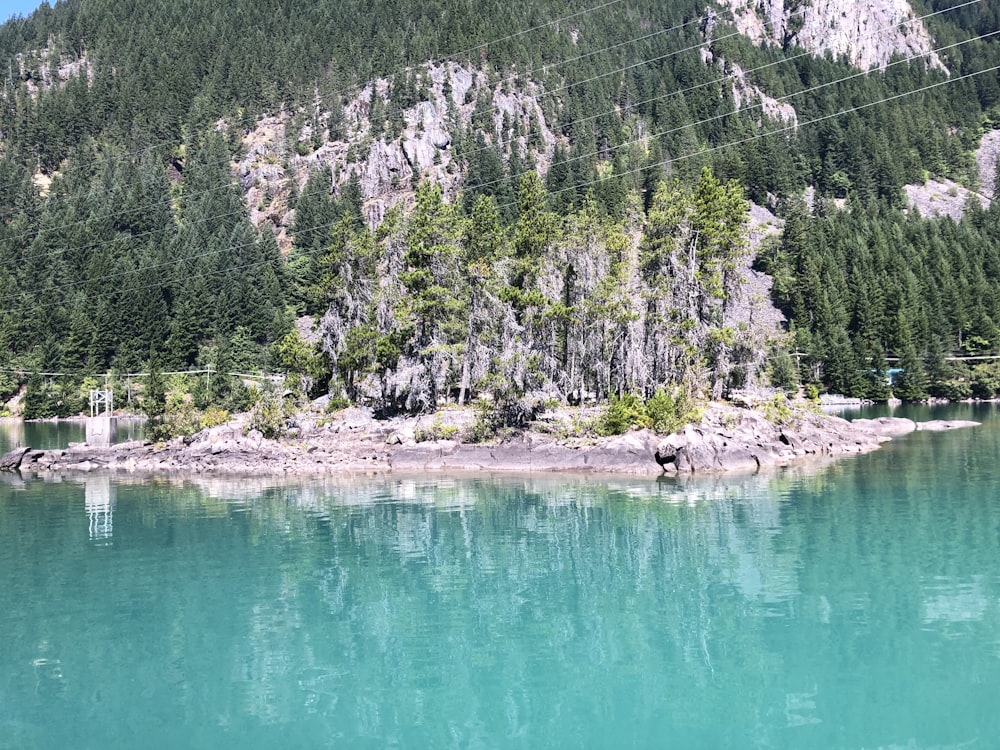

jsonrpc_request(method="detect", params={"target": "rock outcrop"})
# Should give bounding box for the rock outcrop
[235,61,558,242]
[0,446,31,471]
[14,38,94,98]
[9,405,979,479]
[718,0,946,72]
[903,129,999,220]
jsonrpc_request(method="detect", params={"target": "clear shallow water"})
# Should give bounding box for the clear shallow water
[1,405,998,749]
[0,417,145,454]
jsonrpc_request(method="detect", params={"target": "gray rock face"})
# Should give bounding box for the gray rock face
[0,446,31,471]
[726,62,798,126]
[390,429,660,475]
[653,410,928,475]
[718,0,945,72]
[236,61,559,239]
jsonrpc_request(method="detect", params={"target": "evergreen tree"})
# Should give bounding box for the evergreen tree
[894,343,928,402]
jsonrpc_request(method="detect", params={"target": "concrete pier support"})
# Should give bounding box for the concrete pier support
[86,415,117,447]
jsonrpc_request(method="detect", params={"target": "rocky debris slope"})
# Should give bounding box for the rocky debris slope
[904,129,1000,220]
[1,406,978,479]
[718,0,945,72]
[975,129,1000,203]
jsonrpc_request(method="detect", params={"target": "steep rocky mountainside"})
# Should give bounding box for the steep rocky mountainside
[717,0,945,71]
[236,0,966,246]
[226,0,970,363]
[237,63,557,245]
[1,0,997,410]
[903,129,999,220]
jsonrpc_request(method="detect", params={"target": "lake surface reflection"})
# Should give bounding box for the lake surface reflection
[1,405,998,748]
[0,417,146,454]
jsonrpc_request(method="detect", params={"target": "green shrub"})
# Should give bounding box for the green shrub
[596,394,650,436]
[248,389,286,439]
[769,349,799,391]
[414,416,460,443]
[763,394,794,425]
[468,391,539,443]
[200,406,230,429]
[597,389,702,436]
[645,388,701,435]
[152,393,200,440]
[325,394,351,412]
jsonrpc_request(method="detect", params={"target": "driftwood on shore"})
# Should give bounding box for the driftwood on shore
[2,404,980,478]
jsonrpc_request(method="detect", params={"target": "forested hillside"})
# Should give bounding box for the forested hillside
[1,0,999,421]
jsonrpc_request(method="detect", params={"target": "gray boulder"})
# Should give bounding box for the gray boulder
[0,446,30,471]
[851,417,917,437]
[915,420,981,431]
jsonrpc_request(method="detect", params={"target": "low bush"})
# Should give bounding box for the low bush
[596,388,701,436]
[248,389,287,439]
[468,390,541,443]
[200,406,230,429]
[763,393,794,425]
[596,394,649,436]
[414,417,460,443]
[645,388,701,435]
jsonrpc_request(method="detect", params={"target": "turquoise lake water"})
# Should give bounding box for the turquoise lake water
[1,405,998,749]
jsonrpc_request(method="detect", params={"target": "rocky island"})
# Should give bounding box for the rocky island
[0,403,979,479]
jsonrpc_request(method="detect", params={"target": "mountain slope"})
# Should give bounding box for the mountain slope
[718,0,946,71]
[0,0,998,416]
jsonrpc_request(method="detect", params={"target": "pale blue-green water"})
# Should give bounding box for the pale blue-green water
[1,405,998,749]
[0,418,145,453]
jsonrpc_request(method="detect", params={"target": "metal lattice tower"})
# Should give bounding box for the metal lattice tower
[89,388,113,417]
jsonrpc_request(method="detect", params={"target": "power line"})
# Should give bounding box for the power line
[0,0,637,199]
[1,0,968,259]
[460,0,982,164]
[0,5,991,303]
[2,61,997,319]
[465,28,1000,198]
[0,3,789,234]
[0,5,722,256]
[517,63,1000,212]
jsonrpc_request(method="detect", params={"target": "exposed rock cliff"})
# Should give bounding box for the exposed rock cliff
[235,62,558,241]
[727,61,798,126]
[718,0,946,72]
[12,37,94,97]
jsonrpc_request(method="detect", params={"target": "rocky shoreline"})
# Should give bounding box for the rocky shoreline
[0,403,980,479]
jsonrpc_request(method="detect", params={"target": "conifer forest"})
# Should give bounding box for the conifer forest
[1,0,1000,421]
